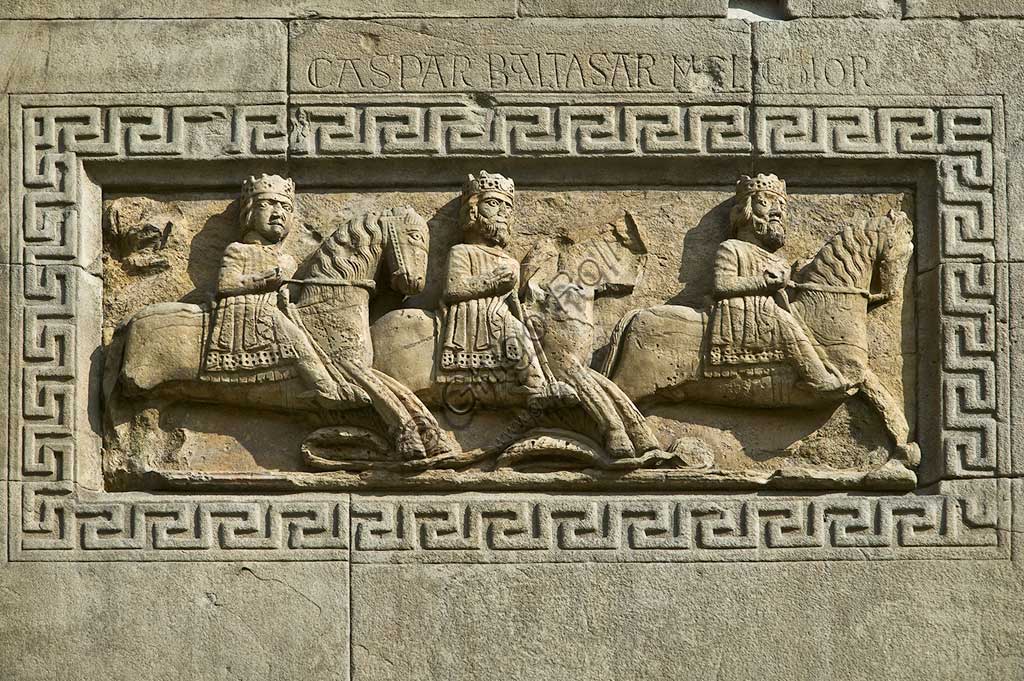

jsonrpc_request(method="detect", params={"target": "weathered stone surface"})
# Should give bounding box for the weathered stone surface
[903,0,1024,18]
[290,19,752,97]
[0,0,515,18]
[0,98,8,266]
[783,0,893,18]
[751,18,1024,95]
[351,561,1024,680]
[519,0,728,17]
[0,562,349,680]
[2,7,1024,681]
[0,20,286,93]
[100,184,918,490]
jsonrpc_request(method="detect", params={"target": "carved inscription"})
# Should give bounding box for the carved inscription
[306,52,748,93]
[755,54,877,92]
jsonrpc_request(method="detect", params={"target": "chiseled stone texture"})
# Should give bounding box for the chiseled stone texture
[0,20,286,93]
[751,17,1024,95]
[519,0,728,17]
[352,561,1024,680]
[0,0,516,19]
[0,562,350,680]
[2,7,1024,681]
[783,0,894,18]
[903,0,1024,18]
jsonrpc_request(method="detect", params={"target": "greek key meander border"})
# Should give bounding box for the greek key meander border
[7,95,1010,562]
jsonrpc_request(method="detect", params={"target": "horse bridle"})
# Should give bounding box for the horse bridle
[383,214,410,284]
[384,212,428,285]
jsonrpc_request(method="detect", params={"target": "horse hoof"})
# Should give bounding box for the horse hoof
[896,442,921,467]
[666,436,716,469]
[395,427,428,461]
[606,435,636,459]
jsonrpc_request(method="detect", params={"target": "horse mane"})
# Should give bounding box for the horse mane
[800,217,887,288]
[305,213,385,282]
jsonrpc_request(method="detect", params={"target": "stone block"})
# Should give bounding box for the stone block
[0,0,514,18]
[1010,262,1024,475]
[903,0,1024,18]
[351,561,1024,681]
[0,20,286,93]
[0,96,8,266]
[751,18,1024,95]
[519,0,728,17]
[290,18,752,98]
[0,561,350,680]
[784,0,893,18]
[1,8,1021,680]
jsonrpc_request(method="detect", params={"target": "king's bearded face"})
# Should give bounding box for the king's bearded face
[746,191,788,251]
[467,193,514,248]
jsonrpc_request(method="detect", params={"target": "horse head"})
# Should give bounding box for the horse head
[799,208,914,306]
[383,207,429,296]
[872,208,914,306]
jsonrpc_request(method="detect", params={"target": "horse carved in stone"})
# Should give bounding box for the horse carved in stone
[105,207,454,462]
[601,209,919,467]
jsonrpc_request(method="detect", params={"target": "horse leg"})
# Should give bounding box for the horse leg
[333,358,426,460]
[588,369,660,454]
[373,369,458,457]
[569,365,636,458]
[855,369,920,467]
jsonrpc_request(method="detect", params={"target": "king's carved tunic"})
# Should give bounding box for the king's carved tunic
[707,238,807,375]
[439,243,526,383]
[203,241,301,381]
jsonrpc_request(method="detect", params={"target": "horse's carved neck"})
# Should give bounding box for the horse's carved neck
[305,215,386,284]
[800,219,892,290]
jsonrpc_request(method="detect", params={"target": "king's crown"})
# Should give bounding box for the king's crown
[736,173,787,199]
[242,174,295,202]
[463,171,515,202]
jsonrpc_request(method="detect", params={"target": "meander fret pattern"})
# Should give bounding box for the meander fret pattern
[10,100,1006,559]
[18,484,347,559]
[350,490,1006,561]
[289,104,752,156]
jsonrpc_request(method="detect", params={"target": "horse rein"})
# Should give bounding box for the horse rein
[285,277,376,291]
[788,281,871,298]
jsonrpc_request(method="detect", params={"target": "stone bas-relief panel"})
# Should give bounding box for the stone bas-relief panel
[102,174,918,492]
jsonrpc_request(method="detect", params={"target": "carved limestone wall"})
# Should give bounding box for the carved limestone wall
[5,93,1011,562]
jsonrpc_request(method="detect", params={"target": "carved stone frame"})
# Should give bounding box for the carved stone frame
[5,92,1015,563]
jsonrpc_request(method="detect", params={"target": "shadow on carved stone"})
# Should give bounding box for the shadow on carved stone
[103,171,919,492]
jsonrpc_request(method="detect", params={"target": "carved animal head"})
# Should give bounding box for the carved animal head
[104,198,180,274]
[873,209,915,304]
[303,207,429,297]
[384,207,430,296]
[800,208,914,298]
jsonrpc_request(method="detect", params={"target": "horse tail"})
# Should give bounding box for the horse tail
[600,308,644,378]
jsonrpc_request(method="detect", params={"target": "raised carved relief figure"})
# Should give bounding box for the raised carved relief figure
[106,173,455,469]
[707,174,850,395]
[438,171,578,409]
[201,174,362,409]
[603,173,919,469]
